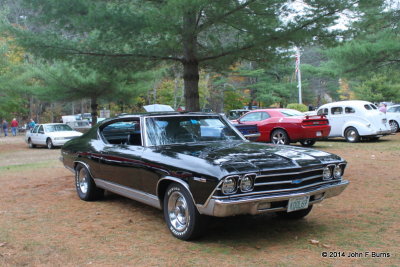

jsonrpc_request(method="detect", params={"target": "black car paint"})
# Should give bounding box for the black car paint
[62,113,345,206]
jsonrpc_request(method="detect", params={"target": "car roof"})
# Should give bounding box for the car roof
[319,100,374,108]
[116,112,219,118]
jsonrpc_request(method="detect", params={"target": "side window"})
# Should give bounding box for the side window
[101,120,141,145]
[345,107,355,114]
[331,107,343,115]
[261,112,270,120]
[364,104,372,110]
[33,125,39,133]
[240,112,262,122]
[317,108,328,116]
[38,125,44,134]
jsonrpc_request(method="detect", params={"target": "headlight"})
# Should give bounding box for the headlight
[333,165,342,179]
[323,166,332,180]
[240,174,254,192]
[221,176,237,195]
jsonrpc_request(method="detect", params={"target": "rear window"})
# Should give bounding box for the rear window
[280,109,303,117]
[317,108,328,116]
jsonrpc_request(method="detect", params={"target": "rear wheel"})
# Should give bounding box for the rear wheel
[300,139,316,147]
[28,138,36,148]
[46,138,54,149]
[163,183,205,240]
[344,127,360,143]
[389,120,399,132]
[276,205,313,219]
[271,129,290,145]
[75,164,103,201]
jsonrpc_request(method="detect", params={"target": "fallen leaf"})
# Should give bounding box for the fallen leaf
[322,244,331,248]
[0,243,6,247]
[309,239,320,245]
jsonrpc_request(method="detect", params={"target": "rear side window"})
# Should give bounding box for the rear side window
[331,107,343,115]
[345,107,355,114]
[317,108,328,116]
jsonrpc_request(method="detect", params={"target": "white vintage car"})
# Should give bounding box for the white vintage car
[386,104,400,132]
[25,123,82,149]
[316,100,392,142]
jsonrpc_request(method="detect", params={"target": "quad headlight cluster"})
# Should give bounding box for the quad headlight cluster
[221,174,256,195]
[323,164,345,180]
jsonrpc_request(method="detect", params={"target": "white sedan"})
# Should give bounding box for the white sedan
[25,123,83,149]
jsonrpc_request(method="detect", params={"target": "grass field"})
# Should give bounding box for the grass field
[0,135,399,266]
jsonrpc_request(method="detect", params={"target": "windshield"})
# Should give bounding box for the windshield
[280,109,304,117]
[44,124,73,132]
[145,116,243,146]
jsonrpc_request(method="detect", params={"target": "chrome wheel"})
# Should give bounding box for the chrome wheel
[77,168,88,194]
[344,127,360,143]
[389,120,399,132]
[271,130,289,145]
[167,191,189,232]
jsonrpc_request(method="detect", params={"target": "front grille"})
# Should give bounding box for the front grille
[254,167,324,192]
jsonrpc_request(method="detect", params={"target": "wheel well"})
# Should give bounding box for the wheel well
[270,127,290,139]
[344,126,357,135]
[157,178,193,210]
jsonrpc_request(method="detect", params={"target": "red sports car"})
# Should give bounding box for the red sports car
[235,108,331,146]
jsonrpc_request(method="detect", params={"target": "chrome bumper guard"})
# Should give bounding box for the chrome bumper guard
[197,180,349,217]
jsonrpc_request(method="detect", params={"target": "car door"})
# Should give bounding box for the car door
[98,119,146,191]
[238,111,271,142]
[36,125,47,145]
[327,106,345,137]
[30,125,40,144]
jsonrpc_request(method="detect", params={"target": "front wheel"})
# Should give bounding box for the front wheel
[75,164,104,201]
[46,138,54,149]
[276,205,313,219]
[300,139,316,147]
[271,129,290,145]
[163,183,205,240]
[344,127,360,143]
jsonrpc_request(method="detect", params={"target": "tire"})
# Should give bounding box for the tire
[276,205,313,219]
[344,127,360,143]
[46,138,54,149]
[389,120,399,133]
[163,183,205,240]
[75,164,104,201]
[271,129,290,145]
[300,139,316,147]
[28,138,36,148]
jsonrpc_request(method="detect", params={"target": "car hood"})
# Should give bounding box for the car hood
[48,131,82,137]
[150,141,342,175]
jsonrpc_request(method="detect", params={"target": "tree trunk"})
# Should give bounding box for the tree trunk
[90,96,98,125]
[183,61,200,111]
[182,9,200,112]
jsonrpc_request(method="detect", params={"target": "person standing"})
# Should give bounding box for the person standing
[379,103,387,113]
[11,118,19,136]
[28,118,36,130]
[2,120,8,137]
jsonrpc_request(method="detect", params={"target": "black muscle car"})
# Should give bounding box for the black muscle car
[61,112,349,240]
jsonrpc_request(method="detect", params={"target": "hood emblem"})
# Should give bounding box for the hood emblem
[292,179,303,184]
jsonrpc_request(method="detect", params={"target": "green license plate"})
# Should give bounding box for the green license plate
[287,196,310,212]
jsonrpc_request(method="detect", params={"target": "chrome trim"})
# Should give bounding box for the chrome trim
[197,180,349,217]
[256,168,323,179]
[255,174,322,186]
[94,178,161,209]
[73,161,94,177]
[212,180,339,199]
[193,177,207,183]
[239,173,256,192]
[156,177,199,213]
[243,133,261,140]
[323,164,336,181]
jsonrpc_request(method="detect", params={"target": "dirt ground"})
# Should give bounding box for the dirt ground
[0,134,399,266]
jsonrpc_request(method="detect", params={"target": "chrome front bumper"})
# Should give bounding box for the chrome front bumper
[197,180,349,217]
